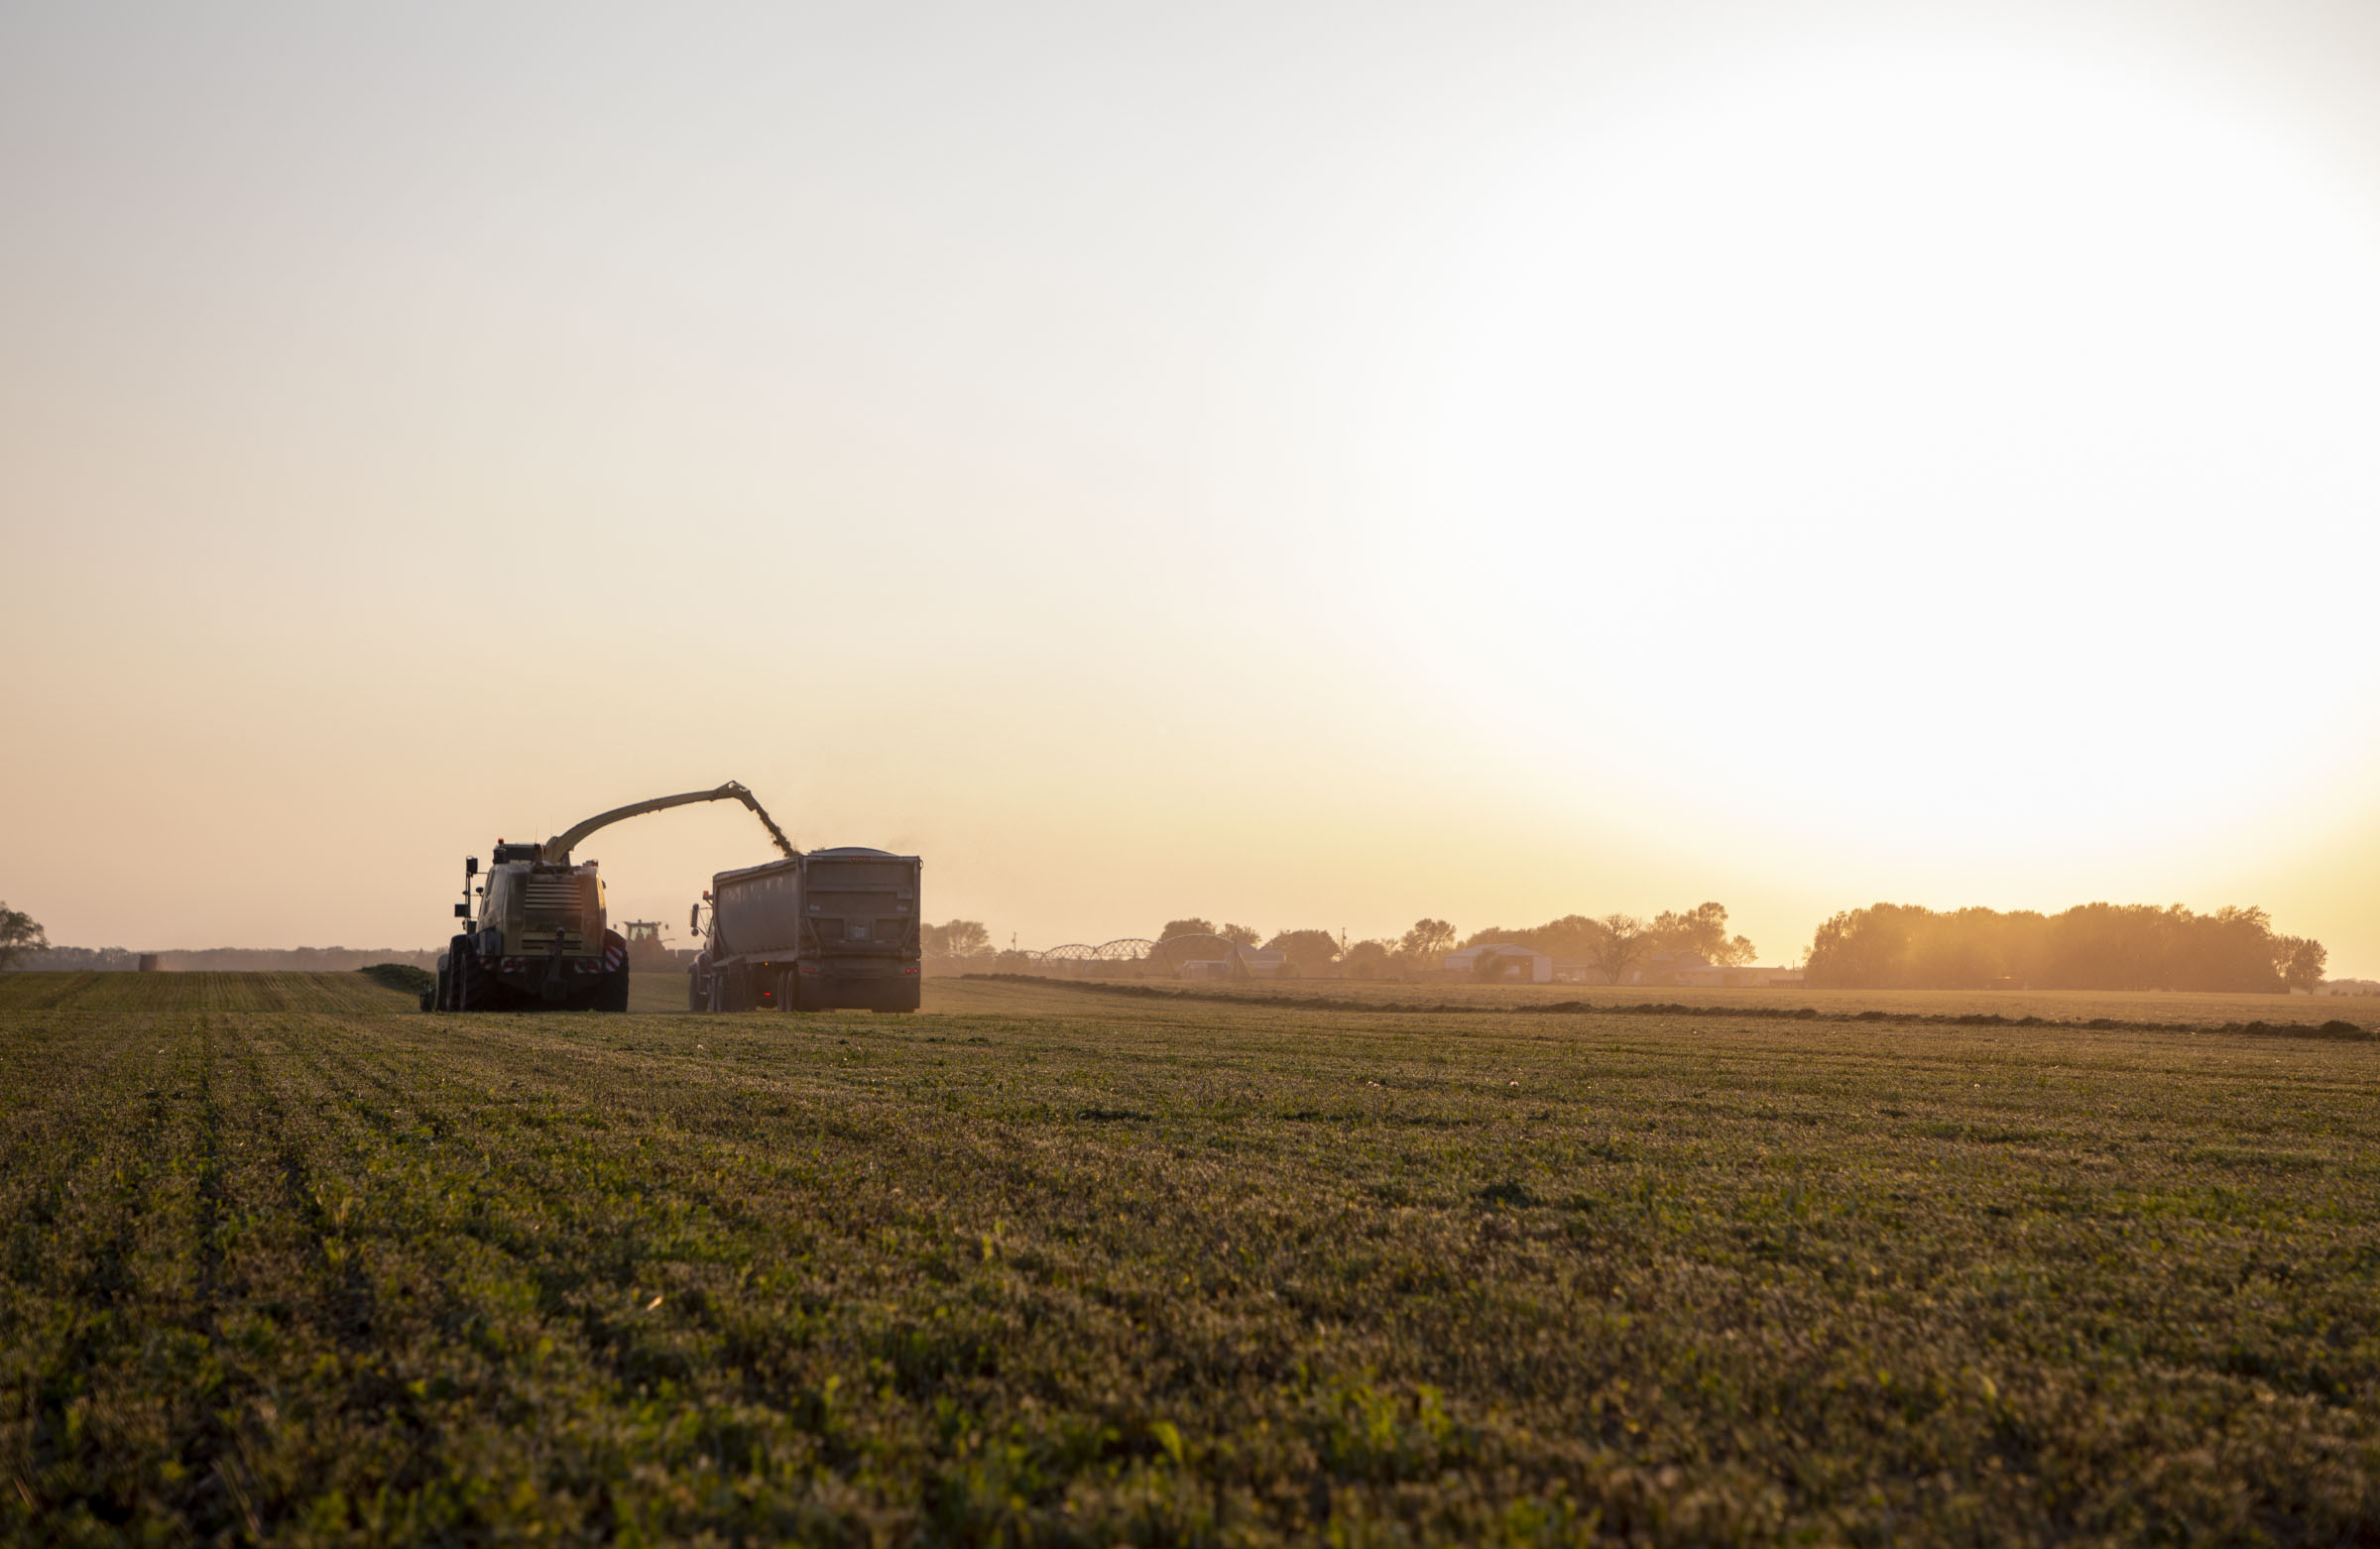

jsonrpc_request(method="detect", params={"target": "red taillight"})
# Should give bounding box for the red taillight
[900,965,919,975]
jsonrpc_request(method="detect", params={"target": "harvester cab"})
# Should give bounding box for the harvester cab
[426,781,795,1013]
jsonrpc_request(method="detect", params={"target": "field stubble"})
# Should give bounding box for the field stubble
[959,973,2380,1034]
[1,973,2375,1545]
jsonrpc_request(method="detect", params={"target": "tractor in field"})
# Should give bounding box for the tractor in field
[621,920,681,971]
[427,781,795,1013]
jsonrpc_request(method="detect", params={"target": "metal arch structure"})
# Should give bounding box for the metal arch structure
[925,937,1160,965]
[1011,932,1262,965]
[1031,938,1159,963]
[1146,932,1252,960]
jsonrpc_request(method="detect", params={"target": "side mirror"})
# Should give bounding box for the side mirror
[465,857,479,877]
[453,902,470,918]
[689,902,700,933]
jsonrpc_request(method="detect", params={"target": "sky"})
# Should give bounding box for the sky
[4,1,2378,973]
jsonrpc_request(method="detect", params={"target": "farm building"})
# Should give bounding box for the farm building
[1557,952,1802,989]
[1675,963,1805,989]
[1640,951,1709,986]
[1443,943,1554,983]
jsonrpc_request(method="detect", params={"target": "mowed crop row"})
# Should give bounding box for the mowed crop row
[964,973,2380,1034]
[0,972,417,1014]
[2,977,2377,1546]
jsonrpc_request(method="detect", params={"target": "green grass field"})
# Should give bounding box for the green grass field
[963,973,2380,1033]
[4,973,2376,1545]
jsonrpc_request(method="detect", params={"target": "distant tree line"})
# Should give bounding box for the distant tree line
[1453,902,1756,984]
[7,945,139,972]
[1132,903,1757,982]
[0,906,446,972]
[155,946,445,973]
[920,920,992,958]
[1803,902,2325,994]
[7,895,2351,997]
[1150,919,1289,970]
[1332,920,1451,980]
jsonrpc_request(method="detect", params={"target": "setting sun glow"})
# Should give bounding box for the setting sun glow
[1413,37,2380,881]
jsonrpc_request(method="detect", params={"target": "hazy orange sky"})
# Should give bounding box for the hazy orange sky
[5,2,2378,973]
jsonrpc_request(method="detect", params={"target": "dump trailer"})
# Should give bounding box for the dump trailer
[429,781,795,1013]
[690,847,923,1013]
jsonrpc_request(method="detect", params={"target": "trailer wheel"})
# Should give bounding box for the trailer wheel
[431,951,452,1012]
[688,967,708,1013]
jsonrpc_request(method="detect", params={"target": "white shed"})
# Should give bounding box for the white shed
[1442,943,1554,983]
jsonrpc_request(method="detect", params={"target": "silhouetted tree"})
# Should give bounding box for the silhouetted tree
[2274,935,2327,994]
[923,920,990,958]
[1517,914,1606,959]
[1647,902,1755,966]
[1589,914,1648,985]
[1266,929,1341,977]
[1151,918,1221,970]
[0,904,45,971]
[1399,918,1456,963]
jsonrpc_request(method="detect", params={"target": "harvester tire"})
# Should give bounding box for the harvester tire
[437,936,472,1011]
[593,967,630,1013]
[455,946,505,1012]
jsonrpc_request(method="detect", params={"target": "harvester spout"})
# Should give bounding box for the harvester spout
[539,781,799,865]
